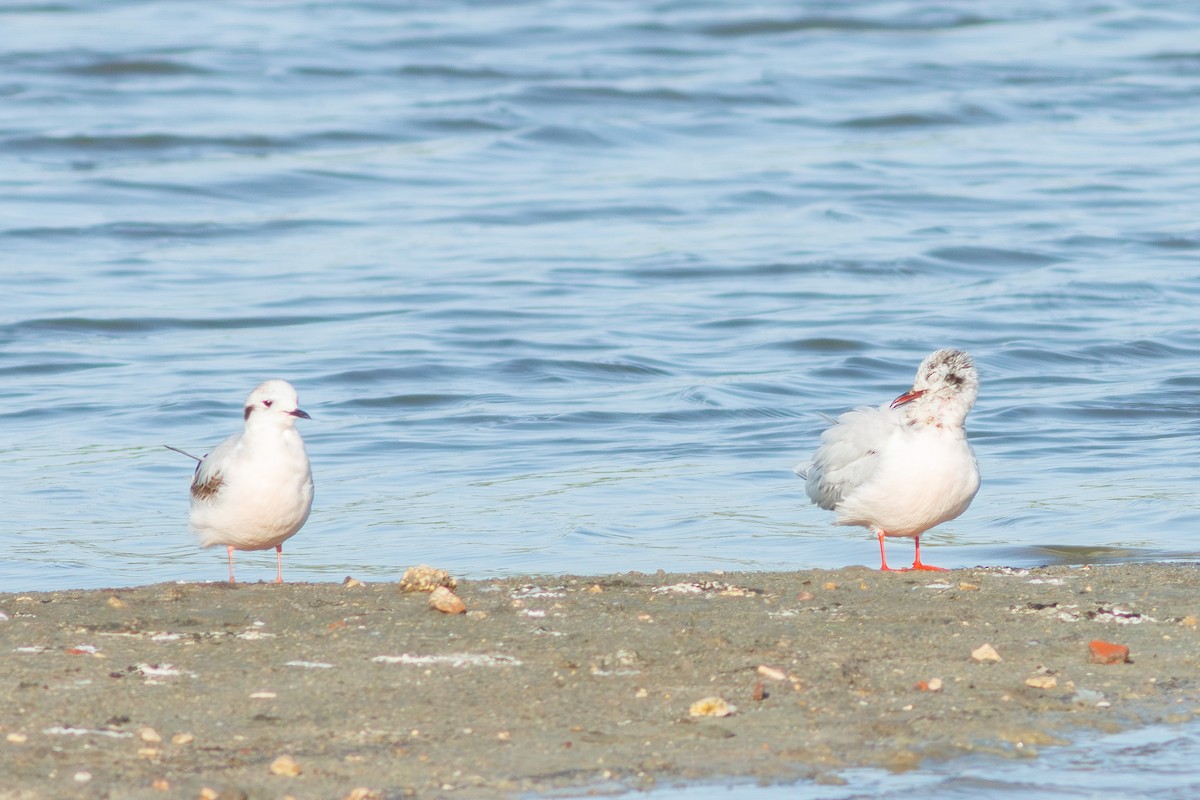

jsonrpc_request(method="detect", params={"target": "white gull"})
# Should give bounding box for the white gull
[795,349,980,572]
[173,380,314,584]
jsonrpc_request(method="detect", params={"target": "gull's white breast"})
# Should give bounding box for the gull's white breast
[189,427,314,551]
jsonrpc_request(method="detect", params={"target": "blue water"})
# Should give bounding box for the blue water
[641,722,1200,799]
[4,0,1200,793]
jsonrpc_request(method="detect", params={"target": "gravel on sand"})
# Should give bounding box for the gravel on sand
[1,563,1197,798]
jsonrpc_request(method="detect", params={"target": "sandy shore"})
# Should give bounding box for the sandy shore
[1,563,1197,799]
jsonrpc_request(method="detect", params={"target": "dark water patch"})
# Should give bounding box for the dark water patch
[290,65,363,78]
[4,219,356,241]
[837,106,1001,129]
[1052,234,1127,250]
[0,313,386,338]
[6,130,397,160]
[321,366,472,386]
[417,306,550,324]
[497,358,673,381]
[627,261,826,281]
[0,361,118,378]
[0,4,77,12]
[519,83,790,109]
[717,189,810,209]
[343,393,481,410]
[513,124,618,149]
[855,192,1026,214]
[775,338,869,354]
[392,63,547,82]
[297,130,400,146]
[1077,339,1195,361]
[61,58,210,77]
[1067,401,1200,424]
[295,167,401,186]
[440,203,685,226]
[927,246,1064,268]
[994,544,1186,566]
[6,133,290,155]
[697,12,991,38]
[1138,233,1200,250]
[1039,182,1139,196]
[85,177,233,200]
[415,116,514,134]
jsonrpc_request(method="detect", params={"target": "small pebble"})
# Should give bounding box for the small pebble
[399,565,457,593]
[139,726,163,743]
[958,582,980,592]
[342,576,366,588]
[152,778,170,790]
[796,591,815,601]
[428,586,467,614]
[171,732,195,746]
[6,733,27,744]
[1089,639,1131,665]
[971,643,1001,663]
[822,582,839,591]
[107,596,127,608]
[269,754,302,776]
[73,771,92,783]
[1025,675,1058,690]
[689,696,737,717]
[756,665,787,681]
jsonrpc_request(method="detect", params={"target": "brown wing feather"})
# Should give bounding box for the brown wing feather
[190,469,224,501]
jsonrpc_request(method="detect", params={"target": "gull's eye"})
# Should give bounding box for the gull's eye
[263,399,273,408]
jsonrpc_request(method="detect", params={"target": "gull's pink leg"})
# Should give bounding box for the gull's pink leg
[227,545,237,584]
[877,530,898,572]
[275,544,284,584]
[907,536,948,572]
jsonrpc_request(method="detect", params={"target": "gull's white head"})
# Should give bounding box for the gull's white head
[889,349,977,429]
[243,379,311,427]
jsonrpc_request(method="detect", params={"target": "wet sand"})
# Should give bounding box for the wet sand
[1,563,1197,799]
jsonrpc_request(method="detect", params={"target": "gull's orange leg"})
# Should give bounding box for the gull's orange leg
[275,544,284,584]
[906,536,948,572]
[227,545,237,585]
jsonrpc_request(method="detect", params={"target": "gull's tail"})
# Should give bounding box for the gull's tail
[163,444,203,463]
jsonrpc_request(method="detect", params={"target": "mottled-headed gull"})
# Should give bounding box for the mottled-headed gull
[796,349,980,571]
[175,380,313,584]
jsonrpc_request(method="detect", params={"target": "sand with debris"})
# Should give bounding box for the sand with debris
[1,564,1197,799]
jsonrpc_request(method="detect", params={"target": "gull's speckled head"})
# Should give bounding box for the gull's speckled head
[891,349,977,428]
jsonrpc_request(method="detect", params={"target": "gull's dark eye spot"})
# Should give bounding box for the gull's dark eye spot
[263,399,273,407]
[945,372,965,387]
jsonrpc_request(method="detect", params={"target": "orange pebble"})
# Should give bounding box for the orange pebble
[1089,639,1130,664]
